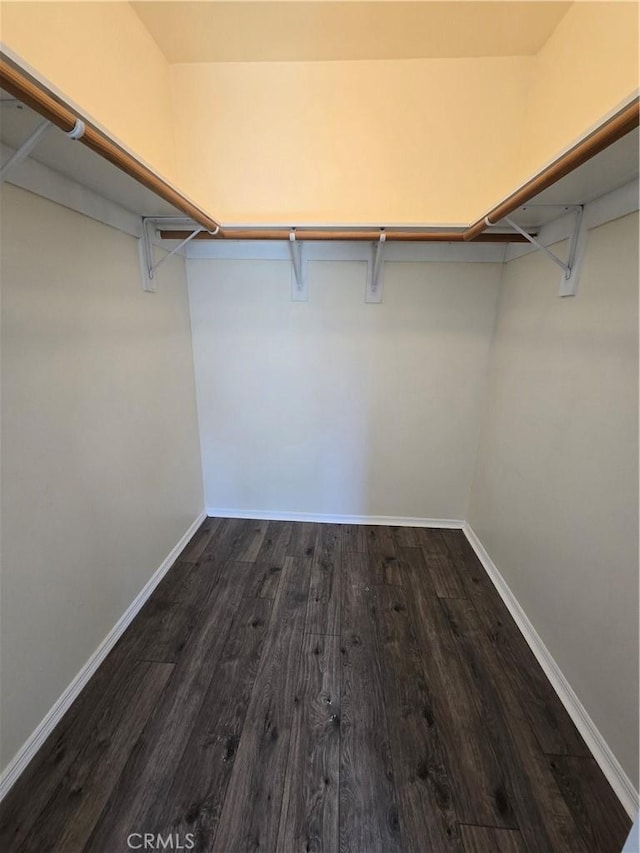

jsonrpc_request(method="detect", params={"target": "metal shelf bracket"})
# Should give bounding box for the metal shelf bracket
[0,117,85,184]
[366,231,386,303]
[141,217,217,292]
[289,231,308,301]
[504,205,585,297]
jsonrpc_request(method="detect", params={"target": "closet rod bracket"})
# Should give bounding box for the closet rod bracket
[140,216,214,292]
[0,118,52,183]
[366,231,386,303]
[0,116,86,184]
[288,230,308,301]
[503,205,585,297]
[559,205,586,297]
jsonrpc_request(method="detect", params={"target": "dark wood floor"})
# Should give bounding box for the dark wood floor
[0,518,631,853]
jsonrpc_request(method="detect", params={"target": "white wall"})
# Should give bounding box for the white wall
[0,184,204,772]
[188,257,501,520]
[467,212,639,787]
[2,177,637,815]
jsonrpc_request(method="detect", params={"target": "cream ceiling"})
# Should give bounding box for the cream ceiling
[132,1,573,63]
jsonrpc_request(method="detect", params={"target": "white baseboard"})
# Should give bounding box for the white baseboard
[463,522,639,819]
[206,507,464,528]
[0,510,207,801]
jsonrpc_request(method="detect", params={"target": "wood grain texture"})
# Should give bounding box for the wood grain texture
[416,529,466,597]
[287,521,318,558]
[162,596,273,848]
[277,632,341,853]
[1,520,629,853]
[391,525,420,548]
[460,825,527,853]
[181,516,221,563]
[244,520,294,597]
[416,528,450,557]
[253,519,293,566]
[162,228,542,243]
[366,524,403,586]
[397,545,438,597]
[440,529,589,757]
[374,584,463,852]
[232,518,269,562]
[375,551,404,587]
[306,524,343,635]
[212,555,312,852]
[0,623,172,851]
[246,560,286,599]
[201,517,270,564]
[441,597,588,853]
[548,756,631,853]
[400,548,516,830]
[342,523,367,553]
[113,558,219,664]
[340,552,403,853]
[84,560,257,852]
[18,662,173,853]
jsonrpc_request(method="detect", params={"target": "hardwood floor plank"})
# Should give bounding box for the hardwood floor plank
[341,549,376,620]
[440,598,587,853]
[422,551,467,598]
[243,520,293,597]
[548,756,631,853]
[441,530,589,757]
[339,633,403,851]
[233,518,269,562]
[391,525,420,548]
[200,517,253,563]
[374,584,463,852]
[306,524,343,635]
[374,553,404,586]
[342,524,367,553]
[0,656,151,852]
[364,525,397,559]
[255,520,294,564]
[17,661,173,853]
[245,560,286,599]
[83,560,256,852]
[287,521,318,558]
[401,550,516,829]
[180,517,221,563]
[397,546,438,597]
[1,521,626,853]
[277,632,341,853]
[340,552,403,853]
[158,596,273,849]
[410,528,466,597]
[113,558,221,664]
[439,528,509,601]
[0,535,240,853]
[212,555,312,853]
[469,589,588,757]
[222,518,274,563]
[460,825,527,853]
[415,528,450,557]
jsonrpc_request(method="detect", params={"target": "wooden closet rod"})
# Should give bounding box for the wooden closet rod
[2,55,637,243]
[0,56,222,234]
[465,97,640,241]
[159,229,534,243]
